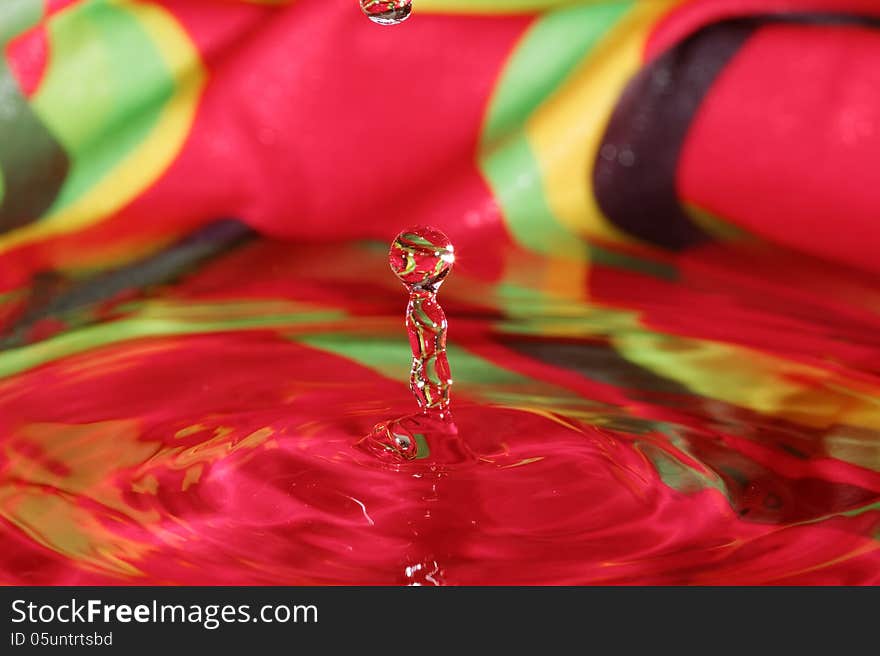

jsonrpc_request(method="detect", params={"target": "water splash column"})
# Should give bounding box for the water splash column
[360,226,462,463]
[390,227,455,417]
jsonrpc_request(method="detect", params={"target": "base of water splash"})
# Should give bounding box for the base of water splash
[357,411,475,464]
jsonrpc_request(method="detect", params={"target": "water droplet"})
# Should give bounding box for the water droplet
[360,0,412,25]
[600,144,618,161]
[390,226,454,292]
[404,559,443,585]
[618,148,636,167]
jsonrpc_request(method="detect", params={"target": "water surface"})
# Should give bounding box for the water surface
[1,236,878,584]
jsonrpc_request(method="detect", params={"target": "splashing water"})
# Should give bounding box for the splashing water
[390,226,454,414]
[360,227,462,463]
[360,0,412,25]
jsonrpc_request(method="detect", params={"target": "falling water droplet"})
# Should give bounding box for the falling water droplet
[360,0,412,25]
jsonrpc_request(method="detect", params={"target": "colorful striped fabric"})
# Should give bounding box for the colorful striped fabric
[2,0,880,280]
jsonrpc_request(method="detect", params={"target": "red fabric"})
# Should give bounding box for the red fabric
[678,24,880,273]
[141,0,531,279]
[645,0,880,59]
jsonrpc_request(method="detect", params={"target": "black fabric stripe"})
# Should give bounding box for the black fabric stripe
[593,19,756,250]
[592,12,880,250]
[760,12,880,30]
[0,66,70,232]
[501,338,692,396]
[0,219,256,348]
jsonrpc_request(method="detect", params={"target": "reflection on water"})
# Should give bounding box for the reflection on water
[0,237,878,584]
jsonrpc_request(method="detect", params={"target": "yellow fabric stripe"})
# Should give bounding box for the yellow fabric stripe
[524,0,681,245]
[0,0,205,256]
